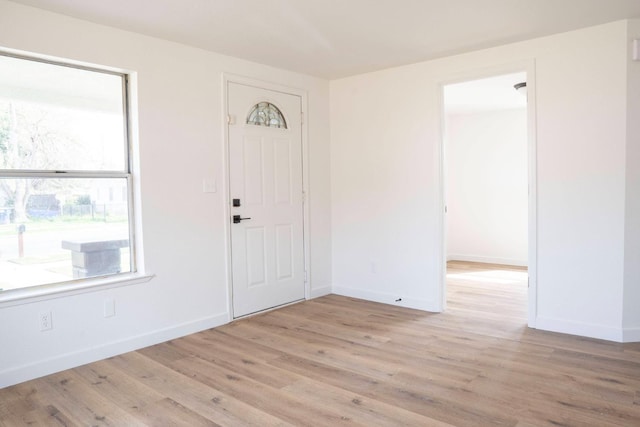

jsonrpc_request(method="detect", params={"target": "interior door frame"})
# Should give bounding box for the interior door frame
[436,60,538,328]
[222,74,311,320]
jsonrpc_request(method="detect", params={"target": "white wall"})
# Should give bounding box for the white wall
[331,21,630,341]
[446,109,528,266]
[0,1,331,387]
[624,20,640,341]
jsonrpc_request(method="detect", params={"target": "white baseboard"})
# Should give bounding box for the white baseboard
[535,316,624,343]
[622,327,640,343]
[309,285,332,299]
[447,254,528,267]
[332,285,439,312]
[0,312,229,388]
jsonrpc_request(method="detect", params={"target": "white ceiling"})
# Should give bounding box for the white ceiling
[9,0,640,79]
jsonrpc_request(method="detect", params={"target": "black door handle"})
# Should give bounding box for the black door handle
[233,215,251,224]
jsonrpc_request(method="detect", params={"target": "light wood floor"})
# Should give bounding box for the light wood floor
[2,261,640,426]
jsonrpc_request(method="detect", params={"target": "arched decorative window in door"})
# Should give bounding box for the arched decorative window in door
[246,102,288,129]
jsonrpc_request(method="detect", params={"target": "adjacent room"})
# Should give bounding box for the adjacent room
[1,0,640,425]
[443,72,530,324]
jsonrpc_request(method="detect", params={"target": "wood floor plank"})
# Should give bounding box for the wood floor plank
[134,397,221,427]
[2,405,75,427]
[2,261,639,426]
[107,352,290,427]
[164,355,362,426]
[170,334,301,389]
[39,370,144,426]
[267,351,519,426]
[221,317,404,381]
[280,377,456,427]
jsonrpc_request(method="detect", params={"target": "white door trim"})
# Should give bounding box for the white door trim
[221,73,311,320]
[436,60,538,328]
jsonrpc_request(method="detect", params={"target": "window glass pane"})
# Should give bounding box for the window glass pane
[246,102,287,129]
[0,55,126,171]
[0,178,131,291]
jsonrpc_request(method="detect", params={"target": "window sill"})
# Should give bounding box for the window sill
[0,273,155,308]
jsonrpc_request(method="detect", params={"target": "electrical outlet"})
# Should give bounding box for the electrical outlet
[40,311,52,331]
[104,298,115,318]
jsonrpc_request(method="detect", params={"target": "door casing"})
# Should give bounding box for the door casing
[222,74,311,320]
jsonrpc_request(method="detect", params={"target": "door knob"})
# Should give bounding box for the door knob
[233,215,251,224]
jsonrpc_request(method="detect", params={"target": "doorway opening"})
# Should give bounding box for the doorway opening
[441,70,535,326]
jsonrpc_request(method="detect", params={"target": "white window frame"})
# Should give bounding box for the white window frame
[0,52,152,306]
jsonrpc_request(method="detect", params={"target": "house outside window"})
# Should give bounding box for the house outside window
[0,53,135,294]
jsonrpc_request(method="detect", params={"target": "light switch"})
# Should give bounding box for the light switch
[203,179,217,193]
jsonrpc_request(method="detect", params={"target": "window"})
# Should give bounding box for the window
[246,102,287,129]
[0,53,135,294]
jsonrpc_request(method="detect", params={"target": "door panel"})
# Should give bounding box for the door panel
[275,224,294,280]
[243,136,264,206]
[274,139,292,204]
[246,226,266,287]
[228,82,304,318]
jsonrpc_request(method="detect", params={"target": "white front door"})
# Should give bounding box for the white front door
[228,82,305,318]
